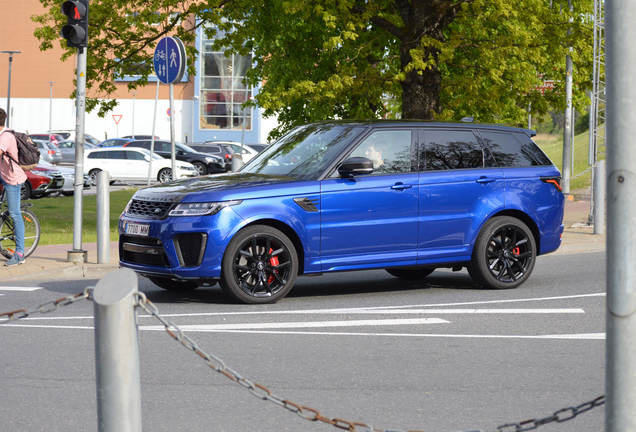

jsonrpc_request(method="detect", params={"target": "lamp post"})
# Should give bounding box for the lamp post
[48,81,55,141]
[1,50,21,128]
[132,92,136,139]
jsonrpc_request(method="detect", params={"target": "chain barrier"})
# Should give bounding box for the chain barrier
[133,292,604,432]
[0,288,93,324]
[570,166,592,181]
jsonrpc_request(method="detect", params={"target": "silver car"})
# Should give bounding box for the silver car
[32,140,63,164]
[37,159,91,196]
[56,140,97,163]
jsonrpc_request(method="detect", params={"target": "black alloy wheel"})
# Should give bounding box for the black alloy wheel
[220,225,298,304]
[468,216,536,289]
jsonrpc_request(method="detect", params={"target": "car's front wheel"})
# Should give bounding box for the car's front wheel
[193,162,207,176]
[220,225,298,304]
[468,216,536,289]
[20,181,32,200]
[88,169,101,186]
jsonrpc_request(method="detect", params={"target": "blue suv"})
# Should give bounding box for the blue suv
[119,121,564,304]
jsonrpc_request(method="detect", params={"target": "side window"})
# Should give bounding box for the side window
[480,131,549,167]
[423,130,484,171]
[106,151,127,160]
[159,142,172,152]
[209,146,221,154]
[88,151,103,159]
[126,151,146,161]
[349,130,412,174]
[512,132,553,166]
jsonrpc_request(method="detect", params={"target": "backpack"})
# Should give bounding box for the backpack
[2,130,41,172]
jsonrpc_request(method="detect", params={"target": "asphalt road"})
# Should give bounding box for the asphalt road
[0,251,606,432]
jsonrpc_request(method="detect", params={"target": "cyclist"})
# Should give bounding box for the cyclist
[0,108,26,266]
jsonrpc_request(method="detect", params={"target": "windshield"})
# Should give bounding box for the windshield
[176,142,197,153]
[240,124,363,179]
[139,148,166,160]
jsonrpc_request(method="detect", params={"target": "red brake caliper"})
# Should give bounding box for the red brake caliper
[268,248,279,284]
[512,247,520,255]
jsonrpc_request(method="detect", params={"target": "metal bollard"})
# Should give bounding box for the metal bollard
[97,170,110,263]
[593,160,605,235]
[231,153,244,171]
[93,268,142,432]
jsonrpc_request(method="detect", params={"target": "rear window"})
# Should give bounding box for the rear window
[480,131,553,167]
[88,151,103,159]
[423,130,486,170]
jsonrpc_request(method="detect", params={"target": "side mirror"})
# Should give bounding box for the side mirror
[338,157,374,178]
[177,150,186,155]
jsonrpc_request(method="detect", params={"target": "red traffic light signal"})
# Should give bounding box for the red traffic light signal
[61,0,89,48]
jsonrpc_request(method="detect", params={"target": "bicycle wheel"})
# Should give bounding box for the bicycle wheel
[0,208,41,259]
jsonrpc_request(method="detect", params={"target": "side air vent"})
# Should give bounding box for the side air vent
[293,197,319,212]
[174,233,207,267]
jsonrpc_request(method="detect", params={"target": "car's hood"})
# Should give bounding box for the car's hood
[131,173,316,203]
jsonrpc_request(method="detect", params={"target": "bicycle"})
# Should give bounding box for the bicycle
[0,189,41,260]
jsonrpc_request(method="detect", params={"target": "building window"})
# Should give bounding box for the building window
[200,40,252,130]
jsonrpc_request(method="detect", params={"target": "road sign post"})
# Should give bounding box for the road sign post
[153,37,186,180]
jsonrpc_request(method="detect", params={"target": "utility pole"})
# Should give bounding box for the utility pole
[1,51,20,128]
[561,0,574,194]
[48,81,55,141]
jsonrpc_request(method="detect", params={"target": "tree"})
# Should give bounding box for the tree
[32,0,593,139]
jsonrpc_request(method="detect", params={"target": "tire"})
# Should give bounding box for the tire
[467,216,536,289]
[193,162,207,176]
[88,169,101,186]
[62,191,74,196]
[149,276,199,292]
[158,168,173,183]
[0,208,41,259]
[386,267,435,280]
[219,225,298,304]
[20,182,32,200]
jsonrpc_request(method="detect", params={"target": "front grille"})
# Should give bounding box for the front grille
[174,233,207,267]
[127,199,173,219]
[120,236,169,267]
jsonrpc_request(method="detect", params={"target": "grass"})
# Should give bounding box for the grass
[534,129,606,192]
[25,188,138,246]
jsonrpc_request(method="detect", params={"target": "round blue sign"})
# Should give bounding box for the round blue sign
[153,37,186,84]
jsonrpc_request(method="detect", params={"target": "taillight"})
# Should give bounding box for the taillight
[48,150,55,155]
[226,154,232,159]
[541,177,562,192]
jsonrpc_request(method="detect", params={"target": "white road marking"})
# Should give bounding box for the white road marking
[142,317,449,331]
[0,286,42,291]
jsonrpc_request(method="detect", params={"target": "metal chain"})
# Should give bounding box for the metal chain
[0,287,93,324]
[570,166,592,180]
[133,292,604,432]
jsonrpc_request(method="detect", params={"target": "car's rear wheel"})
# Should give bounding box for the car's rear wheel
[148,276,200,292]
[468,216,536,289]
[158,168,173,183]
[20,181,32,200]
[386,267,435,280]
[220,225,298,304]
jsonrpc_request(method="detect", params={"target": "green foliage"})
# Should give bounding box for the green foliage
[32,0,593,139]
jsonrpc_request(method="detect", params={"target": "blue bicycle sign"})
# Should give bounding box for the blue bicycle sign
[153,37,186,84]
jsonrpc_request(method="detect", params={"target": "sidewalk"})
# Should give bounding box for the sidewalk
[0,196,606,282]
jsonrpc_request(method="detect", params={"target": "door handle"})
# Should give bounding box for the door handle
[476,176,496,184]
[391,183,413,190]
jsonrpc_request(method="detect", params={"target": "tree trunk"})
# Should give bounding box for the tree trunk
[401,65,442,120]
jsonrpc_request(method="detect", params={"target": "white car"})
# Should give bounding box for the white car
[84,147,198,185]
[38,159,91,196]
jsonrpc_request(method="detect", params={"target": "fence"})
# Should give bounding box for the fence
[0,268,604,432]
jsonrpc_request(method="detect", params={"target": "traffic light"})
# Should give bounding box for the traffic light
[61,0,89,48]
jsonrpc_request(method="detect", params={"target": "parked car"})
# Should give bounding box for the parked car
[122,140,225,175]
[98,138,131,148]
[118,120,565,304]
[122,135,160,140]
[188,141,259,171]
[36,159,91,196]
[84,147,198,185]
[0,163,66,200]
[56,140,97,163]
[52,130,101,146]
[245,143,269,153]
[32,139,63,164]
[27,133,65,146]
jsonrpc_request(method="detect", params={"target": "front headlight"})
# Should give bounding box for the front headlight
[168,200,242,216]
[205,157,218,164]
[35,170,60,177]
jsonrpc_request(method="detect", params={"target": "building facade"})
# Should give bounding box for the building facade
[0,1,274,145]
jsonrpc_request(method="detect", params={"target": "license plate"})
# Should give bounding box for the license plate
[125,222,150,236]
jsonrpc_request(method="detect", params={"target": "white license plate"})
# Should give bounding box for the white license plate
[125,222,150,236]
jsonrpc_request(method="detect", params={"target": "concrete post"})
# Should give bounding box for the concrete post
[97,171,110,263]
[93,269,142,432]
